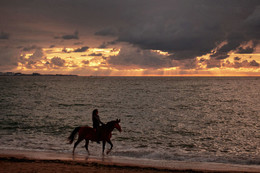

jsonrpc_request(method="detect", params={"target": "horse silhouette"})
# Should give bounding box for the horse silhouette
[68,119,121,155]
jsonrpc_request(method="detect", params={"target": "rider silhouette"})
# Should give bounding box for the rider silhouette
[92,109,104,143]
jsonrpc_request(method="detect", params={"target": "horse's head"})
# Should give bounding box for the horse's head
[114,119,122,132]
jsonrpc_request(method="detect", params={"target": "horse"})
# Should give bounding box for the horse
[68,119,121,155]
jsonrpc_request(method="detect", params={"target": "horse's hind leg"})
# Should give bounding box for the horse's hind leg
[106,140,113,155]
[85,139,90,155]
[73,137,83,154]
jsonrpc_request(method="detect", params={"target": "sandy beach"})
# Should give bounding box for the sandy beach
[0,154,191,173]
[0,150,260,173]
[0,156,173,173]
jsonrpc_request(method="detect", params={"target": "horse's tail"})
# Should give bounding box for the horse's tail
[68,127,81,144]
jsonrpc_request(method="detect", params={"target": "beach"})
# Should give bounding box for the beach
[1,156,171,173]
[1,150,260,173]
[0,153,190,173]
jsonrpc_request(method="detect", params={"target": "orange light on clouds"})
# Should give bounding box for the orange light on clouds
[14,46,260,76]
[16,47,120,75]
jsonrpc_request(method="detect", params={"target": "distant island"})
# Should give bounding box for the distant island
[0,72,78,76]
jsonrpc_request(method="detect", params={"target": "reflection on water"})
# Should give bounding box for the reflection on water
[0,76,259,165]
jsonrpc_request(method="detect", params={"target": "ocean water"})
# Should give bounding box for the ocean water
[0,76,259,165]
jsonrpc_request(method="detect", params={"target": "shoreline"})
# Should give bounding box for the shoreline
[0,149,260,173]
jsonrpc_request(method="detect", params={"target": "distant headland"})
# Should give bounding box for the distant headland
[0,72,78,76]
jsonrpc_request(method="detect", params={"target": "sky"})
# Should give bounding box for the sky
[0,0,260,76]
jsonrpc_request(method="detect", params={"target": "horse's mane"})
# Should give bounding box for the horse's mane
[103,120,121,131]
[104,120,117,127]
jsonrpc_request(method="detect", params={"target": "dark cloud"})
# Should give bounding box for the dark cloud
[73,46,89,52]
[108,46,173,69]
[99,42,107,48]
[205,58,221,68]
[18,55,27,65]
[210,52,229,60]
[82,60,90,64]
[224,59,260,68]
[199,58,206,63]
[250,60,260,67]
[51,57,65,67]
[236,46,255,54]
[96,1,259,61]
[62,31,79,40]
[54,31,79,40]
[177,59,197,69]
[89,53,103,56]
[243,6,260,39]
[18,48,45,69]
[98,40,118,48]
[0,0,259,71]
[49,45,55,48]
[0,47,19,70]
[203,4,260,60]
[62,47,89,53]
[0,47,44,70]
[28,48,44,61]
[95,27,118,36]
[234,57,241,61]
[22,45,41,52]
[0,31,10,39]
[234,61,243,69]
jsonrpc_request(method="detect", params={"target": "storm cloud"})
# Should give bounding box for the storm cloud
[0,47,19,70]
[95,27,118,37]
[224,59,260,68]
[28,48,45,61]
[0,31,10,39]
[22,45,41,52]
[108,46,173,69]
[236,44,257,54]
[95,0,260,61]
[0,0,259,73]
[51,57,66,67]
[55,31,79,40]
[89,53,103,56]
[73,46,89,52]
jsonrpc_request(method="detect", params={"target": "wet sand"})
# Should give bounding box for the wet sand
[0,150,259,173]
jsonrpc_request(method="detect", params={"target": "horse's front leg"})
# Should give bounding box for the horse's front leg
[106,140,113,155]
[102,141,106,155]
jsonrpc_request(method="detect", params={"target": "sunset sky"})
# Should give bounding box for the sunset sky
[0,0,259,76]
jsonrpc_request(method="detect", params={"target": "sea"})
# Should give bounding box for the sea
[0,76,259,165]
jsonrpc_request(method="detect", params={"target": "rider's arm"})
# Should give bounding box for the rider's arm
[94,114,104,125]
[99,118,105,125]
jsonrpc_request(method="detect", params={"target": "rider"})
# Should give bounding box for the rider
[92,109,104,143]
